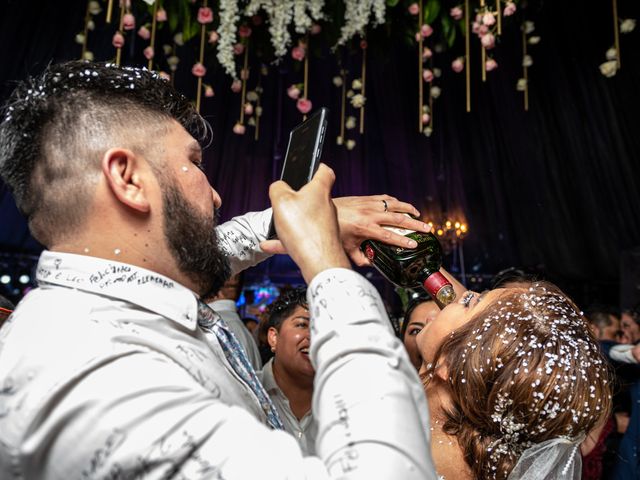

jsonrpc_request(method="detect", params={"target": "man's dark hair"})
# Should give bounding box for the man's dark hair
[266,287,308,331]
[0,61,208,246]
[585,305,618,330]
[622,302,640,325]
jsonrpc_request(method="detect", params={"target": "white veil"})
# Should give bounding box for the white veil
[507,436,584,480]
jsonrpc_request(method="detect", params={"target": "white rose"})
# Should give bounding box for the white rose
[352,79,362,90]
[524,21,535,34]
[75,33,85,44]
[345,116,357,129]
[620,18,636,34]
[599,60,618,78]
[423,126,433,137]
[516,78,527,91]
[88,1,102,15]
[346,139,356,150]
[522,55,533,67]
[430,86,441,99]
[246,91,259,102]
[332,76,343,87]
[606,48,618,61]
[528,36,541,45]
[83,51,94,61]
[351,93,366,108]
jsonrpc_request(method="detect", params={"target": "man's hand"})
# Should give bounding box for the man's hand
[264,164,350,283]
[333,195,431,266]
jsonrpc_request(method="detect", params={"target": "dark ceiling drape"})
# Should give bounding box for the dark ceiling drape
[1,0,639,307]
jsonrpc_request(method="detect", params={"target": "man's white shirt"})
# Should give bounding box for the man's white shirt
[0,211,435,479]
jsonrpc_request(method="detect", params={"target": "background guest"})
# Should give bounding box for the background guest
[401,294,439,370]
[258,287,316,454]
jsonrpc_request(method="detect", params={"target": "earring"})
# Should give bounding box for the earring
[271,346,276,352]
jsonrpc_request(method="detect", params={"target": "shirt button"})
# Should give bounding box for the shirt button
[297,431,303,438]
[186,312,193,320]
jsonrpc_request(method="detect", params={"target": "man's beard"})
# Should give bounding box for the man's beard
[160,177,230,297]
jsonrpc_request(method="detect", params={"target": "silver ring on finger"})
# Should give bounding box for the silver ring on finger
[382,199,388,212]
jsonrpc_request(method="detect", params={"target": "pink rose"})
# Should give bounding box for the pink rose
[415,32,421,43]
[204,85,214,97]
[287,84,301,99]
[421,24,434,38]
[503,2,516,16]
[482,12,496,26]
[360,39,368,50]
[451,57,464,73]
[137,26,150,40]
[422,47,432,59]
[143,46,154,60]
[450,6,463,20]
[408,3,419,15]
[233,43,245,55]
[296,98,312,114]
[311,24,322,35]
[239,25,252,38]
[422,113,431,124]
[476,13,483,23]
[244,103,253,115]
[197,7,214,24]
[191,62,207,77]
[231,79,242,93]
[481,33,495,49]
[123,13,135,31]
[159,71,171,81]
[233,123,246,135]
[112,31,125,48]
[478,24,489,35]
[291,46,306,61]
[423,69,434,82]
[251,15,263,26]
[472,21,480,34]
[485,58,498,71]
[240,68,249,80]
[156,8,167,22]
[208,31,219,44]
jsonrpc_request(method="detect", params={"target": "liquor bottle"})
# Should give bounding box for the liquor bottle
[360,224,456,308]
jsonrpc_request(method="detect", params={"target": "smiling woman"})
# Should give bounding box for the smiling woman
[418,282,611,480]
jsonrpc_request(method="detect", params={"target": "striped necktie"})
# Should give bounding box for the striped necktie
[197,300,284,430]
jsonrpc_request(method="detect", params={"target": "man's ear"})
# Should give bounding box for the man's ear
[102,148,151,213]
[267,326,278,351]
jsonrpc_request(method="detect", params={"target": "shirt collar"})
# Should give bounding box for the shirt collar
[260,358,280,395]
[36,250,199,330]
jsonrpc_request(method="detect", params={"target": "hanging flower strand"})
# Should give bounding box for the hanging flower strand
[359,38,367,134]
[194,2,213,112]
[238,33,251,130]
[417,0,424,132]
[146,0,159,70]
[79,1,92,60]
[113,2,126,66]
[106,0,114,23]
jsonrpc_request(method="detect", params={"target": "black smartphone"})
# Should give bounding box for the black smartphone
[267,107,328,239]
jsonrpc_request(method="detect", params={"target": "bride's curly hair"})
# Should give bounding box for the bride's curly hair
[424,282,611,479]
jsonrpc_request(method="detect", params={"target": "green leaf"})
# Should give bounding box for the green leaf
[441,15,456,47]
[386,0,400,6]
[423,0,441,26]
